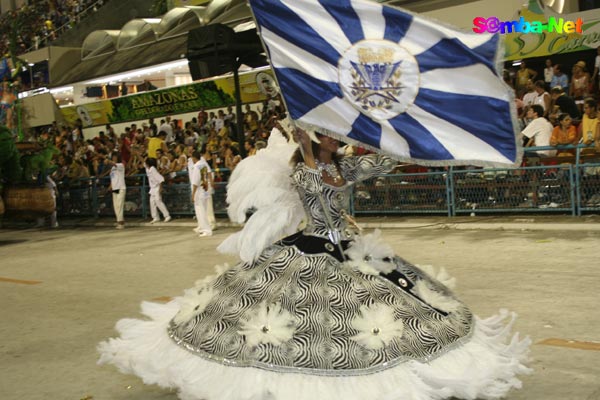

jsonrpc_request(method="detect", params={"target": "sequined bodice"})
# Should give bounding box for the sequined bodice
[292,154,395,242]
[296,174,354,241]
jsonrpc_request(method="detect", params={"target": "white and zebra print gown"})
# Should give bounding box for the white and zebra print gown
[99,154,531,400]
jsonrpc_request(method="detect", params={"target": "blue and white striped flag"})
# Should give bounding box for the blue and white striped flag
[249,0,521,166]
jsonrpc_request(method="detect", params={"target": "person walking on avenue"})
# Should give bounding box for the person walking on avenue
[190,151,212,237]
[201,144,217,230]
[107,153,126,229]
[145,158,171,224]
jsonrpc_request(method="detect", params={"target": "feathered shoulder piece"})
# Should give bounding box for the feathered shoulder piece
[217,127,305,262]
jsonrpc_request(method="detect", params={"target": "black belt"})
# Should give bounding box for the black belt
[278,231,350,262]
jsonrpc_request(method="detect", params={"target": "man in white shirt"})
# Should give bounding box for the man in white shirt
[522,104,555,157]
[214,110,225,133]
[145,158,171,223]
[544,59,553,88]
[159,116,174,144]
[108,154,127,229]
[190,150,212,237]
[522,80,537,107]
[201,145,217,230]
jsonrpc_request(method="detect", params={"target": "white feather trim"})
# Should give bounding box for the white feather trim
[98,303,531,400]
[413,281,461,314]
[345,230,395,274]
[218,129,304,261]
[417,265,457,290]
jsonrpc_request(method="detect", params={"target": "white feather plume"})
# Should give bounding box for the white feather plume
[217,128,304,262]
[345,229,395,275]
[416,265,457,290]
[413,281,461,313]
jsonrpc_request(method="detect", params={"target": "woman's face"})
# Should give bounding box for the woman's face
[583,103,596,117]
[560,116,572,128]
[318,135,339,154]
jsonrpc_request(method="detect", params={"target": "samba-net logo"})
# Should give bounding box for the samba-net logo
[473,16,583,34]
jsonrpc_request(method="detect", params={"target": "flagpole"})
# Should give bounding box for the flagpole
[292,124,347,261]
[248,1,349,261]
[233,57,246,159]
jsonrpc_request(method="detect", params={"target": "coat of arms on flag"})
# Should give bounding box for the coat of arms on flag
[341,42,419,120]
[249,0,522,167]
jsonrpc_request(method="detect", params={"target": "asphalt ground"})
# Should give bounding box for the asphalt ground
[1,217,599,400]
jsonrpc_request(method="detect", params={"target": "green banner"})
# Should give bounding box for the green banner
[60,69,277,128]
[109,81,233,122]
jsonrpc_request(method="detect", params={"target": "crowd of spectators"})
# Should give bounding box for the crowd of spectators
[45,99,287,187]
[509,48,600,162]
[0,0,107,57]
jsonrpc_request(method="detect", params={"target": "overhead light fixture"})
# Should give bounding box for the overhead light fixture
[85,60,189,85]
[50,86,74,94]
[543,0,564,13]
[512,60,522,66]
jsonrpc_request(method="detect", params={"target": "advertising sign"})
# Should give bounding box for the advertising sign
[502,0,600,61]
[60,69,277,128]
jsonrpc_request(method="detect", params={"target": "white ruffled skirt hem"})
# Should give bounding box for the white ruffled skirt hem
[98,299,531,400]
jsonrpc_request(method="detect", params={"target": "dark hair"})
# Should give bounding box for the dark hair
[192,150,201,159]
[583,97,597,109]
[551,86,564,94]
[530,104,544,118]
[557,113,571,123]
[534,80,545,89]
[145,158,157,168]
[554,64,562,72]
[290,132,343,166]
[158,131,167,137]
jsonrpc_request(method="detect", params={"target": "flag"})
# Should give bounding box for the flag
[249,0,521,166]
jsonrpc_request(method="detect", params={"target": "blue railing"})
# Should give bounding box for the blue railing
[55,144,600,219]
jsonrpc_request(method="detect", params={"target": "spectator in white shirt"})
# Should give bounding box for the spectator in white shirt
[522,79,537,107]
[544,59,554,89]
[523,104,555,157]
[214,110,225,133]
[159,116,174,143]
[533,80,551,116]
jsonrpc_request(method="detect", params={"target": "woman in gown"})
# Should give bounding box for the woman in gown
[98,128,531,400]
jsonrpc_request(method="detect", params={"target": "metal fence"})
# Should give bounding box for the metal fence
[55,145,600,219]
[56,172,230,218]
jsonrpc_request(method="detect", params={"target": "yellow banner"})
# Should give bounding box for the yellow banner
[61,100,114,128]
[504,2,600,60]
[168,0,210,8]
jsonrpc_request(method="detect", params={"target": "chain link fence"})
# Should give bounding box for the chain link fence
[55,145,600,219]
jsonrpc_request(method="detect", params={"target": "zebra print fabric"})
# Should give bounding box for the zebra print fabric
[168,244,473,374]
